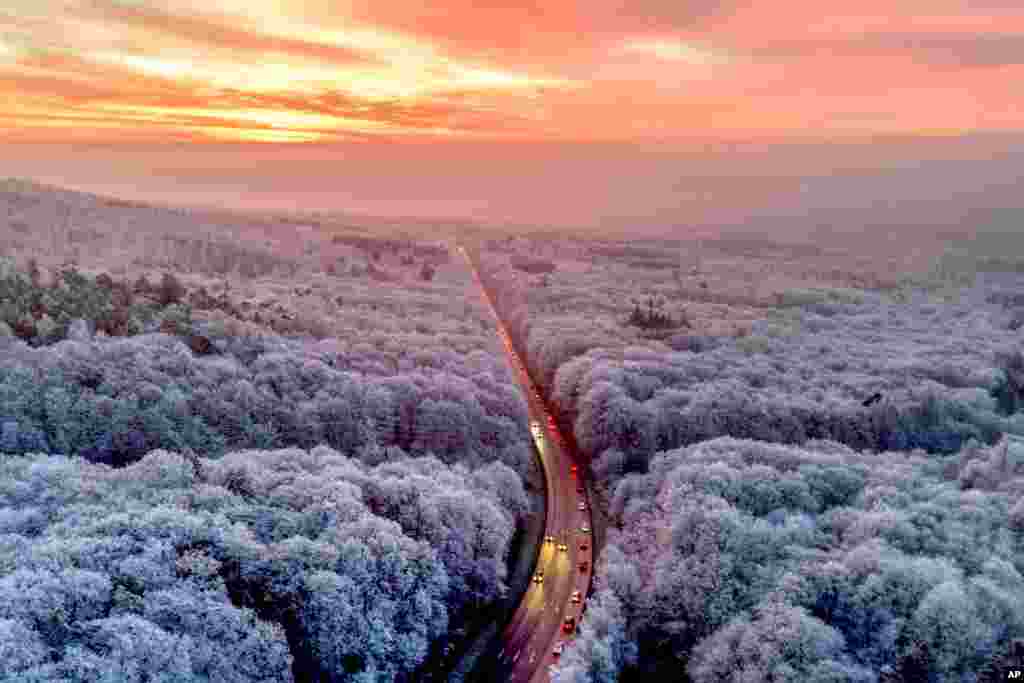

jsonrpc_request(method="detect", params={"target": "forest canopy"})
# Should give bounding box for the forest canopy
[554,436,1024,682]
[0,329,532,476]
[0,446,528,681]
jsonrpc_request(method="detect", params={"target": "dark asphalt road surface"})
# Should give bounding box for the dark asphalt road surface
[460,245,594,683]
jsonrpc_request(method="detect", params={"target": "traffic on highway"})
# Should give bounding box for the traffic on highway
[459,244,595,682]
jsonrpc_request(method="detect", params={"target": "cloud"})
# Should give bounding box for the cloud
[330,0,745,59]
[1,0,1022,143]
[747,32,1024,67]
[0,45,550,143]
[609,0,744,32]
[0,0,580,142]
[76,1,379,68]
[614,39,730,64]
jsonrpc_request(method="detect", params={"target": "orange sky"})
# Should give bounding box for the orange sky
[2,0,1022,143]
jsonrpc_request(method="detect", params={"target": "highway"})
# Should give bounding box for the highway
[459,244,594,683]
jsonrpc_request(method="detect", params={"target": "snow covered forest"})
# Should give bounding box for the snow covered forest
[3,179,1024,682]
[473,235,1024,681]
[557,436,1024,681]
[0,182,536,681]
[0,446,526,680]
[0,308,531,473]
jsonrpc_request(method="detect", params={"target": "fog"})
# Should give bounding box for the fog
[3,133,1022,240]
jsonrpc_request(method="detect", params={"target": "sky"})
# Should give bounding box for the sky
[1,1,1022,228]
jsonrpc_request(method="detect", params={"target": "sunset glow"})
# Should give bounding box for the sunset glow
[1,0,1020,144]
[616,39,729,65]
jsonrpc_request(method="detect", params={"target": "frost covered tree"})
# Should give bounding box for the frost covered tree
[0,444,527,681]
[688,600,873,683]
[559,437,1024,681]
[0,326,533,477]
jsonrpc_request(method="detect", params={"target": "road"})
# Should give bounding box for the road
[459,244,594,683]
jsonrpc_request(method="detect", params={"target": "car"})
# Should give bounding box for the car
[571,590,582,604]
[580,525,591,534]
[579,561,589,572]
[570,464,578,474]
[562,616,576,634]
[553,642,564,657]
[533,571,544,584]
[544,535,555,545]
[579,541,589,552]
[557,541,568,552]
[578,501,586,511]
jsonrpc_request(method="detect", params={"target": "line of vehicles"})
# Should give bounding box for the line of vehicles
[462,248,594,677]
[534,528,591,586]
[532,413,592,662]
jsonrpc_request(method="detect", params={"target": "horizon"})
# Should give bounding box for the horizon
[1,2,1022,228]
[3,133,1023,237]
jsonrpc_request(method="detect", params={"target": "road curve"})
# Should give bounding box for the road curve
[459,245,594,683]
